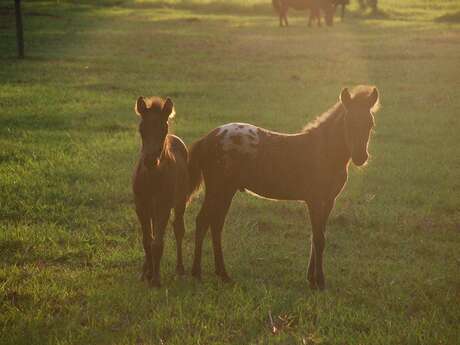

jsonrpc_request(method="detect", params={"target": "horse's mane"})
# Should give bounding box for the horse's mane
[302,85,380,133]
[161,135,175,163]
[302,102,344,133]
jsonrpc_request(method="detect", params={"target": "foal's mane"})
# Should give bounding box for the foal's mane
[302,102,344,133]
[302,85,380,133]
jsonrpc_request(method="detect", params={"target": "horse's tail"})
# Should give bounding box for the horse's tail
[272,0,282,14]
[186,138,205,203]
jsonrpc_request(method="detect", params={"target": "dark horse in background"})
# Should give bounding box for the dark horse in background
[272,0,336,27]
[132,96,196,287]
[188,86,380,290]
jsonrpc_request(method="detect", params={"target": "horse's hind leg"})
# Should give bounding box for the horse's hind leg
[191,194,213,279]
[173,203,186,275]
[210,189,236,282]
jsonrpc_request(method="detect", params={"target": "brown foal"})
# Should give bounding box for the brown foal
[188,86,380,290]
[132,96,192,287]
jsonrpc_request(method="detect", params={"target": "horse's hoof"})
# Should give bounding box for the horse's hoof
[221,276,233,284]
[149,279,161,288]
[191,268,202,280]
[140,271,152,282]
[176,265,186,276]
[315,277,326,291]
[316,282,326,291]
[216,272,232,283]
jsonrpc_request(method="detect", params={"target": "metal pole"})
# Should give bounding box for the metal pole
[15,0,24,58]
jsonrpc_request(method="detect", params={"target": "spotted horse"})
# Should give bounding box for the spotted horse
[187,86,380,290]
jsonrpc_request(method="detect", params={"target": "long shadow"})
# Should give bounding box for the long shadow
[120,0,273,17]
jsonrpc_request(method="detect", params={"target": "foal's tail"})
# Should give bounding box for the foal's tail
[186,138,205,203]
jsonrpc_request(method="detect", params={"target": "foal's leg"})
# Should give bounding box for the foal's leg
[191,193,213,279]
[150,206,171,287]
[136,201,154,281]
[141,218,154,281]
[173,202,186,275]
[307,238,316,289]
[307,199,334,290]
[210,189,236,282]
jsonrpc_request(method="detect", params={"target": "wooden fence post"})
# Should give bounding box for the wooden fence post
[15,0,24,58]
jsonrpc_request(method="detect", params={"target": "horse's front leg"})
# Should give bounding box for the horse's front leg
[307,199,334,290]
[135,199,154,281]
[173,203,186,275]
[282,10,289,26]
[140,219,154,281]
[150,205,171,287]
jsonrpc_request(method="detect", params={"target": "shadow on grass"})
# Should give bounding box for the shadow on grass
[121,0,272,17]
[435,11,460,23]
[60,0,272,16]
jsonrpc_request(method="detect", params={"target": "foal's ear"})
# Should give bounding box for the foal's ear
[135,96,147,116]
[340,88,352,109]
[162,97,175,120]
[368,87,379,110]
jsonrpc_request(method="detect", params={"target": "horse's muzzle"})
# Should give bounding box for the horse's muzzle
[352,153,368,166]
[143,155,160,170]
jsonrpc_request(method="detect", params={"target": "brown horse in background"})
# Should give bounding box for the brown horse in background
[188,86,380,290]
[132,96,194,287]
[272,0,335,27]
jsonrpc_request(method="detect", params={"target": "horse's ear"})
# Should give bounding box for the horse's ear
[162,97,175,119]
[135,96,147,116]
[368,87,379,110]
[340,88,351,109]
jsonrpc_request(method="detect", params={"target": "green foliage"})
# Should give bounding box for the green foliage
[1,1,459,344]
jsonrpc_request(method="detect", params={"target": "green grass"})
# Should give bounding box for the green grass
[1,0,460,344]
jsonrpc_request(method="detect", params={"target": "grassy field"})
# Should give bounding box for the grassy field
[1,0,460,344]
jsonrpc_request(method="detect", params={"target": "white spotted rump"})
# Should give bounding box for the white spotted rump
[216,123,260,156]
